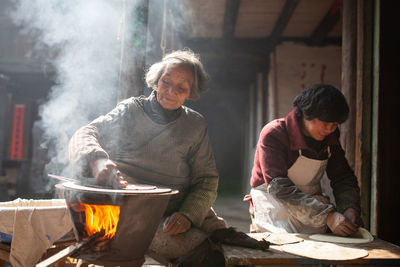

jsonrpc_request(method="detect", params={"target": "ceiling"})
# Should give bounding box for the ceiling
[178,0,342,54]
[182,0,341,38]
[0,0,343,88]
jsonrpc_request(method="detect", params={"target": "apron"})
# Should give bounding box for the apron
[251,147,331,234]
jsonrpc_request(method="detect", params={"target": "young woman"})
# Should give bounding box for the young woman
[248,84,362,237]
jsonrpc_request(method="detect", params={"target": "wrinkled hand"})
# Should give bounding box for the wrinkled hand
[327,211,358,237]
[90,158,128,189]
[344,207,364,227]
[163,212,191,235]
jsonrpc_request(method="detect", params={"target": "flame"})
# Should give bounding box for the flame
[74,203,120,239]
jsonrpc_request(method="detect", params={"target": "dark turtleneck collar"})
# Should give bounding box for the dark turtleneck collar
[141,91,183,124]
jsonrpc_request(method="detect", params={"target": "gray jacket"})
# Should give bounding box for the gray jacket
[68,93,219,227]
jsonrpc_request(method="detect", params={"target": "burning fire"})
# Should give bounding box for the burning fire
[74,203,120,239]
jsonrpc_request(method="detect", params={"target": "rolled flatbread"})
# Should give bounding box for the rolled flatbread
[309,227,373,244]
[248,232,304,245]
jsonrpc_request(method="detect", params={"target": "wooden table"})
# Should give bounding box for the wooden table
[223,238,400,266]
[2,235,399,267]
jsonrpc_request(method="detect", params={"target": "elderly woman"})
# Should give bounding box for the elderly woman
[68,50,227,261]
[247,84,362,237]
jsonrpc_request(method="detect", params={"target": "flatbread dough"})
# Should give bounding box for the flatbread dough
[282,239,369,260]
[265,233,304,245]
[309,227,373,244]
[248,232,304,245]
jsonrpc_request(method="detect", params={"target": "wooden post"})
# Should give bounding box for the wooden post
[370,0,380,237]
[341,0,357,170]
[356,0,373,232]
[118,0,149,101]
[343,0,375,231]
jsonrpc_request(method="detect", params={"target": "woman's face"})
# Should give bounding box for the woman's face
[302,118,338,141]
[156,63,193,110]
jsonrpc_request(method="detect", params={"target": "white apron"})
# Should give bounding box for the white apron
[251,147,331,234]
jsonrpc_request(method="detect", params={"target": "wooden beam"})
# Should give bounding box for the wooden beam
[267,0,300,51]
[308,0,342,46]
[0,68,53,99]
[203,56,268,75]
[184,37,340,55]
[284,36,341,46]
[222,0,241,38]
[185,38,269,56]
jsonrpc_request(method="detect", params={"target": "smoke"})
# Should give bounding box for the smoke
[10,0,127,188]
[8,0,190,192]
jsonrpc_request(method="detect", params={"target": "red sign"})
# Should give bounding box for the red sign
[10,104,25,160]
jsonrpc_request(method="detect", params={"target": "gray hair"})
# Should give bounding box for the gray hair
[145,49,209,100]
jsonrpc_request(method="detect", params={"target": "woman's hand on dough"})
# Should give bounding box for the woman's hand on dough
[327,211,358,237]
[90,158,128,189]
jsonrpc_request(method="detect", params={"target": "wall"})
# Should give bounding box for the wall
[268,42,342,120]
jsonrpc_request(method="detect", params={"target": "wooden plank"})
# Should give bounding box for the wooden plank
[36,244,80,267]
